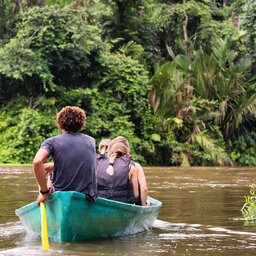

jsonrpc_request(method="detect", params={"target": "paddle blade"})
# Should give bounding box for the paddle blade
[40,202,50,249]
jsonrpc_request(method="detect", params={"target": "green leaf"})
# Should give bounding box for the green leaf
[151,134,161,142]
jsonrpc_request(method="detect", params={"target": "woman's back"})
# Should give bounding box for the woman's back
[96,153,136,203]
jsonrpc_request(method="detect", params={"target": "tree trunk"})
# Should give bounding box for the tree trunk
[183,0,188,41]
[16,0,24,13]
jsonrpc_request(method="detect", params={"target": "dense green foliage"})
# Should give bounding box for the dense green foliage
[1,0,256,166]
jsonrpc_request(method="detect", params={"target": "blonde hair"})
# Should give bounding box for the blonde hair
[106,142,128,176]
[109,136,130,154]
[98,139,111,155]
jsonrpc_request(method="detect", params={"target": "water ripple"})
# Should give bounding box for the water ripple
[0,222,24,238]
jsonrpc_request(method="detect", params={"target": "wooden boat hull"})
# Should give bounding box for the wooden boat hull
[15,191,162,242]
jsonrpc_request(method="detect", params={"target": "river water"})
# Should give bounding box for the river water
[0,166,256,255]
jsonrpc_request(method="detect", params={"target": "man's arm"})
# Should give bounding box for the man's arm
[33,148,50,205]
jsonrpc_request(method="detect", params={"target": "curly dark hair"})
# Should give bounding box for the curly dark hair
[56,106,86,132]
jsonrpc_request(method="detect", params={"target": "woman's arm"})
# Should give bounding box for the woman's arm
[129,166,139,198]
[135,163,150,206]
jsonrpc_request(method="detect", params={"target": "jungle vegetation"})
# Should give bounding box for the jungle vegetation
[1,0,256,166]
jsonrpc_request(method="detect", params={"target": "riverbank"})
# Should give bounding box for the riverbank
[0,163,32,167]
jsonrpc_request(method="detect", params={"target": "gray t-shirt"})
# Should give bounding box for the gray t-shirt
[41,132,97,201]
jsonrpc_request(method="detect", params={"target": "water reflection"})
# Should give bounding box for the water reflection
[1,166,256,255]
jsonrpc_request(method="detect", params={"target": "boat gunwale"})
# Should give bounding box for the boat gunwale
[16,191,162,217]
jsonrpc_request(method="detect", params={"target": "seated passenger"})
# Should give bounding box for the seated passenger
[98,138,111,156]
[33,106,97,205]
[110,136,150,206]
[97,142,139,204]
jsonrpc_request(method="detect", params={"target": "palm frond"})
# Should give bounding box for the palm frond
[191,131,232,165]
[118,41,144,59]
[149,61,184,118]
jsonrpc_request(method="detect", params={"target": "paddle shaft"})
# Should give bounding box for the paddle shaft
[40,202,50,249]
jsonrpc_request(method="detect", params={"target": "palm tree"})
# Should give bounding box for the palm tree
[149,58,231,165]
[149,37,256,165]
[176,37,256,148]
[148,61,185,119]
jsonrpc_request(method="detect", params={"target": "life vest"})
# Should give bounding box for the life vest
[96,154,139,204]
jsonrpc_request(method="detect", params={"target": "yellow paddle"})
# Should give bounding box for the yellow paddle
[40,202,50,249]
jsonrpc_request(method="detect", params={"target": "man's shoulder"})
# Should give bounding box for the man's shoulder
[40,134,62,152]
[43,134,62,143]
[81,133,95,142]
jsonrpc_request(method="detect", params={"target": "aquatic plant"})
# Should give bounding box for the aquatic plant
[241,185,256,225]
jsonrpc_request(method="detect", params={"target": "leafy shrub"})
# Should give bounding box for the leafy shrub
[231,130,256,166]
[0,103,58,163]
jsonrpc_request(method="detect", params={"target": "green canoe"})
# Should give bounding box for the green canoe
[15,191,162,242]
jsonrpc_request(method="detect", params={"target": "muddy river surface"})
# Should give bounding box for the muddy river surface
[0,166,256,255]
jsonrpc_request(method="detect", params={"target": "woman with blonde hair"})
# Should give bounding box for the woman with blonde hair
[96,141,139,204]
[102,136,150,206]
[98,138,112,155]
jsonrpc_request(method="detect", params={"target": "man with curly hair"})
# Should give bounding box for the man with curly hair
[33,106,97,205]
